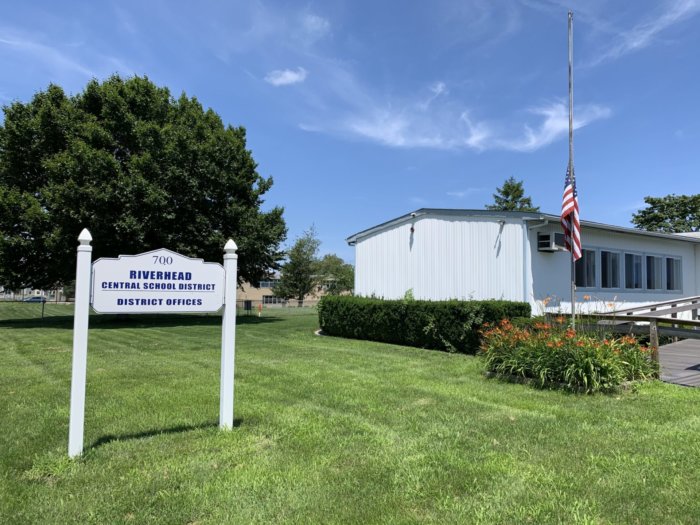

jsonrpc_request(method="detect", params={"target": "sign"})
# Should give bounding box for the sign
[91,248,224,313]
[68,233,238,458]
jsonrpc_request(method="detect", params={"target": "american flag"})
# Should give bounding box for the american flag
[561,164,581,261]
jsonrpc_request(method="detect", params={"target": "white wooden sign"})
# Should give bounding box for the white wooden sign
[68,231,238,458]
[91,249,224,313]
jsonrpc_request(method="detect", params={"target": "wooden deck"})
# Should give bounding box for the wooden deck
[659,339,700,387]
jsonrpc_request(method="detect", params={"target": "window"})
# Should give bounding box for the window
[666,257,682,291]
[575,249,596,288]
[646,256,663,289]
[601,251,620,288]
[574,248,682,292]
[262,295,284,305]
[624,253,642,289]
[258,279,279,289]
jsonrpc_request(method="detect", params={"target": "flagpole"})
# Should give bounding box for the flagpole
[568,10,575,328]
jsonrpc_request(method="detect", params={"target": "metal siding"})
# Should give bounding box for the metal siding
[354,216,524,301]
[355,223,413,299]
[353,212,700,314]
[531,224,699,314]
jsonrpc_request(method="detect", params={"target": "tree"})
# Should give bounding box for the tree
[632,194,700,233]
[0,76,286,289]
[486,177,539,212]
[316,254,354,295]
[275,228,321,307]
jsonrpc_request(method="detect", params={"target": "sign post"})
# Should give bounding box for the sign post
[220,240,238,428]
[68,233,237,457]
[68,229,93,458]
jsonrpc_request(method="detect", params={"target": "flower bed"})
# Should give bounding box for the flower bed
[480,319,658,393]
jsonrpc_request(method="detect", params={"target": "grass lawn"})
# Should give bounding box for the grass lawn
[2,303,700,524]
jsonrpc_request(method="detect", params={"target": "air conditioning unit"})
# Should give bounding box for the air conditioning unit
[537,232,567,252]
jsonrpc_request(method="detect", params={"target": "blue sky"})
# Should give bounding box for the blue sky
[1,0,699,262]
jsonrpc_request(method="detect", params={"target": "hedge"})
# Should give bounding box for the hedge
[317,296,531,354]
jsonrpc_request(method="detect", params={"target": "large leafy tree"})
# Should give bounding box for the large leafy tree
[275,228,321,307]
[316,254,354,295]
[0,75,286,289]
[486,177,539,212]
[632,194,700,233]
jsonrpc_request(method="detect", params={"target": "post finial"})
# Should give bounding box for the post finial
[78,229,92,245]
[224,239,237,253]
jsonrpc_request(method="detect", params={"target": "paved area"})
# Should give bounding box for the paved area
[659,339,700,387]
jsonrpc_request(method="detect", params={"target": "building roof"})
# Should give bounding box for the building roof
[346,208,700,245]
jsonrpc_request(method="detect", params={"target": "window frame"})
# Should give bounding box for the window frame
[645,254,664,290]
[262,295,285,305]
[574,248,597,289]
[600,249,621,290]
[666,256,682,291]
[624,252,643,290]
[571,245,684,294]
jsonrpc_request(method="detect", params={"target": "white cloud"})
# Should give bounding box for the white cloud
[202,2,609,153]
[447,188,483,198]
[522,1,700,66]
[430,81,447,96]
[459,111,492,151]
[300,13,330,43]
[265,67,308,86]
[432,1,522,52]
[327,88,610,152]
[345,112,407,146]
[175,3,331,63]
[0,27,137,83]
[312,79,488,150]
[589,0,700,65]
[493,101,612,152]
[0,33,95,78]
[418,81,449,110]
[344,109,464,149]
[113,6,137,35]
[298,122,322,132]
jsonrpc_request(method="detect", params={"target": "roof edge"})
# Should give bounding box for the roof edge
[346,209,547,244]
[345,208,700,245]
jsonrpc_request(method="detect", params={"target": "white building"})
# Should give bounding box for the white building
[346,209,700,315]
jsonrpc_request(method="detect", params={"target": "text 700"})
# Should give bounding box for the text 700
[153,255,173,265]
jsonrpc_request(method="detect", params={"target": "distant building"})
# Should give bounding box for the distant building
[1,287,62,301]
[346,209,700,315]
[236,276,326,308]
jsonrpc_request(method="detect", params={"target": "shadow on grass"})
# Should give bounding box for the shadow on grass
[0,314,283,330]
[88,418,243,452]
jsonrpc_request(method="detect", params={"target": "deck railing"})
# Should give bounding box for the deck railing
[576,295,700,363]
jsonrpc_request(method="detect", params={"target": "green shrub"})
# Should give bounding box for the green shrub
[318,296,530,353]
[480,319,658,393]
